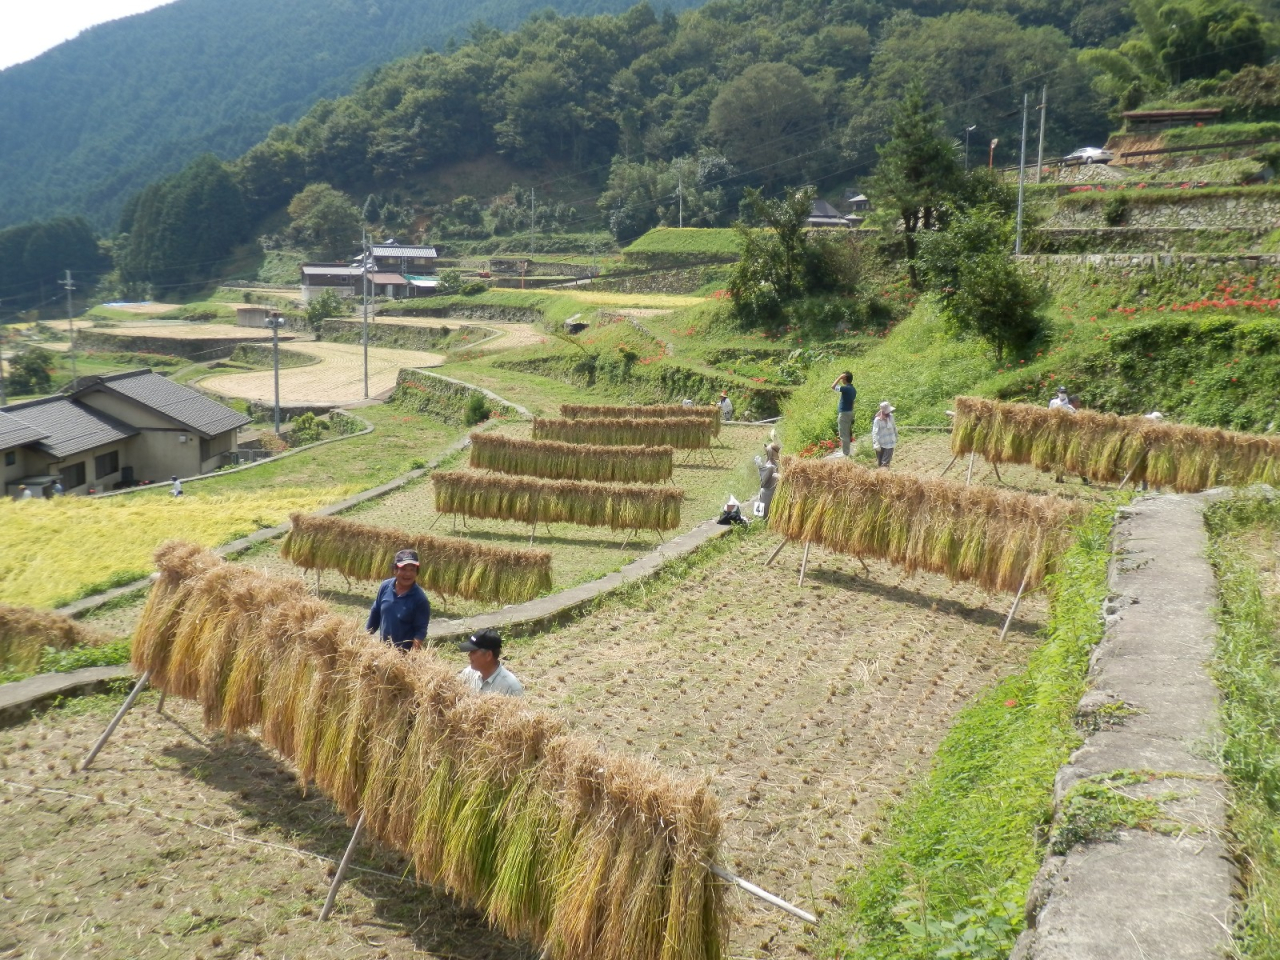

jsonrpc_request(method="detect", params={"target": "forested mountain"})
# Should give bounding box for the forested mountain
[220,0,1127,237]
[0,0,710,232]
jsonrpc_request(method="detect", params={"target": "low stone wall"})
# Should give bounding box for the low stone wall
[389,303,542,323]
[314,317,475,351]
[76,329,293,361]
[388,368,522,425]
[1018,251,1280,287]
[1046,191,1280,230]
[592,265,730,295]
[1032,227,1269,254]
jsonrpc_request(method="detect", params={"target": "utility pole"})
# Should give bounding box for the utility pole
[1035,84,1048,185]
[678,175,684,228]
[60,270,77,383]
[964,125,976,173]
[269,312,282,435]
[988,138,999,169]
[529,188,535,238]
[361,228,369,400]
[1015,92,1029,256]
[0,325,6,406]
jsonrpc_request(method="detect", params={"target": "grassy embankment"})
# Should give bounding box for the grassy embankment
[820,506,1113,959]
[1205,494,1280,958]
[783,265,1280,453]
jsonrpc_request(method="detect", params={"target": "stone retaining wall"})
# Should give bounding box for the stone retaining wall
[1046,192,1280,230]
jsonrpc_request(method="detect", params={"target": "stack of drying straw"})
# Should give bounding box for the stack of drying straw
[433,471,684,532]
[470,432,674,484]
[561,403,721,437]
[134,542,726,960]
[534,416,715,450]
[280,513,552,604]
[0,603,111,673]
[952,396,1280,492]
[768,458,1086,592]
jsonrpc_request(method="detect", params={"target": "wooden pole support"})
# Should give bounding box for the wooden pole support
[319,811,367,921]
[965,451,976,486]
[156,691,166,714]
[991,461,1004,484]
[765,539,787,566]
[81,670,151,771]
[939,452,959,477]
[1118,448,1149,490]
[798,541,812,588]
[998,567,1032,644]
[709,863,817,925]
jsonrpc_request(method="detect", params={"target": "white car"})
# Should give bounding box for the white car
[1064,146,1115,165]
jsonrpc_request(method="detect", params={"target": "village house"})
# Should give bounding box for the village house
[300,242,439,302]
[1,369,250,497]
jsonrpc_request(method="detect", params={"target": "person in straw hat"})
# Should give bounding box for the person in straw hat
[871,401,898,468]
[457,628,523,697]
[717,390,734,422]
[365,548,431,652]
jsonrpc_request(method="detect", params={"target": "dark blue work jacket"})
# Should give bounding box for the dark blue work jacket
[366,578,431,650]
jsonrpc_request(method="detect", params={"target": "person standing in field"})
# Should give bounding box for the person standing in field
[831,371,857,456]
[457,629,523,696]
[366,548,431,652]
[1048,385,1073,411]
[18,484,31,500]
[718,391,734,421]
[171,475,183,497]
[871,402,898,468]
[755,441,780,518]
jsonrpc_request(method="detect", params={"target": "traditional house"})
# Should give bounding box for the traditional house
[1,370,251,496]
[369,243,437,275]
[300,263,364,302]
[807,199,852,229]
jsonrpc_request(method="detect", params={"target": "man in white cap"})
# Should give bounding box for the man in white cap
[871,401,898,467]
[457,629,523,696]
[366,548,430,652]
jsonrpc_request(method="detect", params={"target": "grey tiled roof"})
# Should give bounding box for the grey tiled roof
[0,410,48,450]
[3,397,138,458]
[370,244,437,258]
[83,370,251,437]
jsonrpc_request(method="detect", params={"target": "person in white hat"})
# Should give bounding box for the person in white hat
[1048,385,1073,412]
[871,401,897,468]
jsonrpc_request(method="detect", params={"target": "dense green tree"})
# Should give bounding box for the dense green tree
[728,186,820,326]
[598,153,733,240]
[115,155,249,291]
[287,184,362,260]
[8,347,56,396]
[916,205,1046,361]
[707,63,826,189]
[868,81,961,289]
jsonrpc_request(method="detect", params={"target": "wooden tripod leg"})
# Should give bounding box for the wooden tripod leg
[857,555,871,575]
[765,540,787,566]
[997,568,1032,644]
[965,452,976,486]
[991,461,1004,484]
[319,811,366,921]
[939,452,959,477]
[798,541,812,588]
[81,671,151,770]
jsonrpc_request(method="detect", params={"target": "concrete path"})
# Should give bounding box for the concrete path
[1014,494,1234,960]
[0,666,134,726]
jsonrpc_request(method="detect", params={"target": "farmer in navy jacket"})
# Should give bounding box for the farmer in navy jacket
[366,549,431,652]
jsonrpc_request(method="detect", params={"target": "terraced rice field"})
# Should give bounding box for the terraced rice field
[199,342,445,405]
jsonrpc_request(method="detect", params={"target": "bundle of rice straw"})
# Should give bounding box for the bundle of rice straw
[133,542,726,960]
[470,433,674,484]
[768,458,1087,593]
[0,603,112,673]
[561,403,721,437]
[433,471,684,532]
[534,416,714,450]
[952,395,1280,492]
[280,513,551,604]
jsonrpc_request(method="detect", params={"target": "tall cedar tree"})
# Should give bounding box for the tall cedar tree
[869,81,960,290]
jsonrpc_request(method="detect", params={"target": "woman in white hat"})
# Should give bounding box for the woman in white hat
[871,401,897,468]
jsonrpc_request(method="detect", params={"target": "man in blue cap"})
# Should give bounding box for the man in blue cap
[366,548,430,652]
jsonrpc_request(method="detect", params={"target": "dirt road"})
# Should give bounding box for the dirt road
[199,341,444,405]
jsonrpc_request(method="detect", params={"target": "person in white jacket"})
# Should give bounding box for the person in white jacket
[871,401,897,468]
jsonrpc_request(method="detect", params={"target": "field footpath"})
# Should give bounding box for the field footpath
[1014,492,1233,960]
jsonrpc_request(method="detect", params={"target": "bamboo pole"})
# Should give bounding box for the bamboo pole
[709,863,817,925]
[991,462,1004,485]
[156,691,166,714]
[965,452,976,486]
[81,671,150,770]
[798,541,812,588]
[997,567,1032,644]
[1118,448,1150,490]
[765,540,787,566]
[939,452,959,477]
[319,811,367,921]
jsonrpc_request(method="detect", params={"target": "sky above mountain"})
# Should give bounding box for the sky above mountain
[1,1,175,70]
